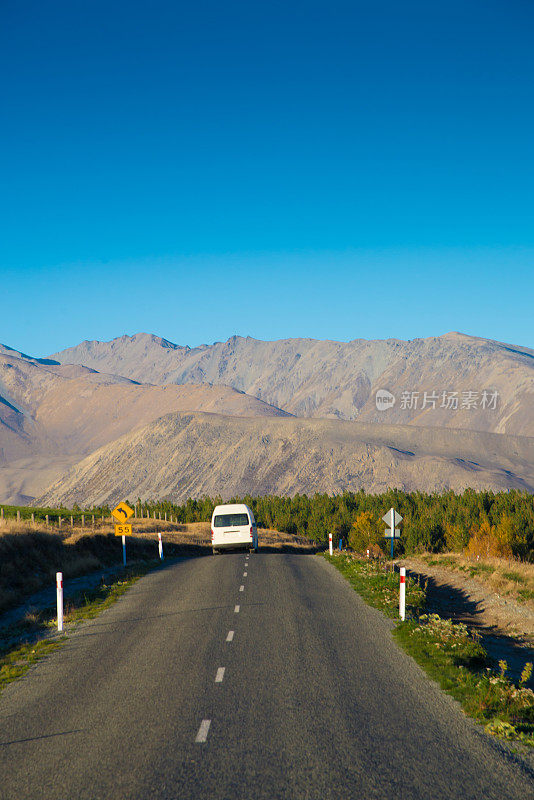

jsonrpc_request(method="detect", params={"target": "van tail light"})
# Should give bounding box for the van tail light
[211,529,214,539]
[250,526,253,538]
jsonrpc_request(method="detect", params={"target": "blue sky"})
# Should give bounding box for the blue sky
[1,0,533,354]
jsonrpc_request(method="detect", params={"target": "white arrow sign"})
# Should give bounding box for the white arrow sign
[382,508,402,529]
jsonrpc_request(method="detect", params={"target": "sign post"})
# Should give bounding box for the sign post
[329,532,333,556]
[112,502,134,565]
[382,508,402,559]
[158,531,163,560]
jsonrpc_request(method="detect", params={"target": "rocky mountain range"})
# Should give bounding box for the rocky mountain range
[0,331,532,506]
[52,331,534,436]
[0,344,288,504]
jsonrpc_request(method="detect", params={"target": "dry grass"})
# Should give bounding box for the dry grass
[0,515,187,537]
[0,518,313,617]
[0,519,208,617]
[418,552,534,607]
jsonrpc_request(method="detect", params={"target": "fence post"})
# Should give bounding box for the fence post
[329,532,333,556]
[58,516,62,528]
[45,514,49,525]
[56,572,64,632]
[81,514,85,528]
[158,531,163,560]
[17,510,20,522]
[31,512,35,523]
[399,567,406,621]
[0,507,3,520]
[70,516,73,527]
[92,515,95,527]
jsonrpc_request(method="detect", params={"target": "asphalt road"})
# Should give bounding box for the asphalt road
[0,552,532,799]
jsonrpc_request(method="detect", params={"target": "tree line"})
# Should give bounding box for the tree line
[135,490,534,560]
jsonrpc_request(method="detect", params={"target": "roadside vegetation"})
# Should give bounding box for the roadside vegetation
[97,490,532,561]
[0,521,206,616]
[395,616,534,744]
[0,564,154,695]
[325,552,534,746]
[325,552,425,616]
[2,489,533,560]
[414,552,534,606]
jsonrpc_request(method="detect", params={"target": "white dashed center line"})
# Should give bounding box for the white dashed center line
[215,667,225,683]
[234,604,240,613]
[195,720,211,742]
[239,585,244,591]
[243,572,247,577]
[226,630,234,642]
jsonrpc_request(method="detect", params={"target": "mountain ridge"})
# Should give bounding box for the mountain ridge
[0,344,290,503]
[50,331,534,436]
[2,331,532,506]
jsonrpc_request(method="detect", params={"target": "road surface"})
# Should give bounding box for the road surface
[0,553,532,799]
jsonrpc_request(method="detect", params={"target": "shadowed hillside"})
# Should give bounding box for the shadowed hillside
[37,411,534,507]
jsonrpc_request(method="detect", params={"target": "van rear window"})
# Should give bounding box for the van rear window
[213,513,249,528]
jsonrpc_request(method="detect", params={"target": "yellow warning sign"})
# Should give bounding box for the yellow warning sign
[115,524,132,537]
[111,502,134,524]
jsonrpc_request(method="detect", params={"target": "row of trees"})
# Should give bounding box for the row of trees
[3,490,530,559]
[134,490,534,560]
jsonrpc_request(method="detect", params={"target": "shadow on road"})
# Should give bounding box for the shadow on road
[0,729,83,747]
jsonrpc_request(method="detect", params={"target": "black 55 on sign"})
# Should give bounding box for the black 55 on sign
[115,524,132,537]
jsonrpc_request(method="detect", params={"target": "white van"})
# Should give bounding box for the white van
[211,503,258,554]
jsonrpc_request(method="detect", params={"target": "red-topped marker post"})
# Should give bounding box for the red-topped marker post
[399,567,406,620]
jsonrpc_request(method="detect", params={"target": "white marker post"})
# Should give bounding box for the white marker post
[329,532,333,556]
[399,567,406,621]
[158,531,163,560]
[122,535,127,566]
[56,572,64,632]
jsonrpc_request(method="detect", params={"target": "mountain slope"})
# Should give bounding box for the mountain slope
[0,344,290,503]
[51,332,534,436]
[37,412,534,507]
